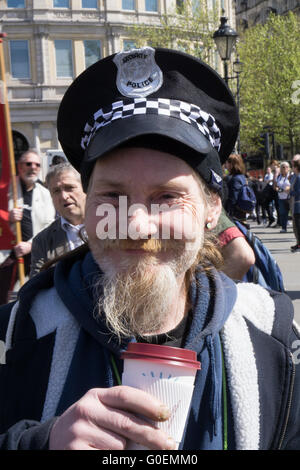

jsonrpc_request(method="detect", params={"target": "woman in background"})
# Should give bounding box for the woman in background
[224,153,247,223]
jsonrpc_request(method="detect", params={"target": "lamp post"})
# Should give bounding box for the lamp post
[213,16,238,84]
[233,57,243,152]
[213,17,242,152]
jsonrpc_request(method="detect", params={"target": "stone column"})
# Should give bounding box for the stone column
[32,121,41,155]
[35,27,49,87]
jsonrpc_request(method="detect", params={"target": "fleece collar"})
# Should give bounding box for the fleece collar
[6,251,276,449]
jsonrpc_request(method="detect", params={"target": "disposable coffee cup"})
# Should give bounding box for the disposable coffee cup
[121,343,201,450]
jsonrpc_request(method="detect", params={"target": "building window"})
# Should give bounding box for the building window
[122,0,135,10]
[7,0,25,7]
[54,40,73,78]
[82,0,97,7]
[192,0,200,12]
[84,40,101,68]
[145,0,158,11]
[53,0,70,8]
[123,40,136,51]
[9,40,30,79]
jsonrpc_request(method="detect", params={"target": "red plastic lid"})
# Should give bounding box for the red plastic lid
[121,343,201,370]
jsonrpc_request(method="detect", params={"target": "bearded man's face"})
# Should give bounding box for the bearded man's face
[85,147,219,339]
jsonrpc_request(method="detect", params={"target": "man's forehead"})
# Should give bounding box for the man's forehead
[20,152,40,162]
[94,147,194,175]
[50,171,79,187]
[91,158,196,191]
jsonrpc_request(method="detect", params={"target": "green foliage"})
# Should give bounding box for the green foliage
[126,0,220,64]
[237,12,300,155]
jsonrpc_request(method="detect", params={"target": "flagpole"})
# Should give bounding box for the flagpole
[0,32,25,286]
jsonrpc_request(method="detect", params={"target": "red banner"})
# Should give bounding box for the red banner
[0,100,15,250]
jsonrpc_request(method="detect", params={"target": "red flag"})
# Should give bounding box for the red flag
[0,100,15,250]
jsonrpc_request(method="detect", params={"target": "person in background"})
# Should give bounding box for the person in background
[261,167,276,226]
[289,155,300,233]
[0,149,55,304]
[30,163,86,277]
[224,153,248,224]
[263,166,275,226]
[264,166,273,185]
[252,176,268,225]
[51,155,66,166]
[245,172,257,221]
[270,160,281,227]
[290,158,300,252]
[214,207,255,280]
[274,161,291,233]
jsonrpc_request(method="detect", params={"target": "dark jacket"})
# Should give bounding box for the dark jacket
[0,251,299,450]
[253,180,274,205]
[225,174,247,220]
[290,173,300,215]
[30,217,69,277]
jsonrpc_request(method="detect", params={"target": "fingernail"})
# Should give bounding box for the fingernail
[157,405,171,421]
[165,437,177,450]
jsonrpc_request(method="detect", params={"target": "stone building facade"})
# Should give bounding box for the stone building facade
[0,0,235,176]
[236,0,300,30]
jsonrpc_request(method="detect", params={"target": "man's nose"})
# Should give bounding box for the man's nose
[127,206,158,239]
[60,190,70,201]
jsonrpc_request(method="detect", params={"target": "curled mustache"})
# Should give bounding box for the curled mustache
[99,238,184,252]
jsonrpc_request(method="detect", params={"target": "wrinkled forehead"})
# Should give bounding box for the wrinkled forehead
[50,169,81,185]
[88,147,202,191]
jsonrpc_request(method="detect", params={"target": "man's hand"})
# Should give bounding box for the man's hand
[13,241,32,258]
[49,386,176,450]
[9,208,23,223]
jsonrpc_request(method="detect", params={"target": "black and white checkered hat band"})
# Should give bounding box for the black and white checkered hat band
[81,98,221,152]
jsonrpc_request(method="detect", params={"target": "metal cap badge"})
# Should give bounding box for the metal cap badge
[113,47,163,98]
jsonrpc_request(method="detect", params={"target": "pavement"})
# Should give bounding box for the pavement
[249,220,300,326]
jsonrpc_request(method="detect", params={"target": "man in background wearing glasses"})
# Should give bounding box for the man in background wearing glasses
[0,149,55,304]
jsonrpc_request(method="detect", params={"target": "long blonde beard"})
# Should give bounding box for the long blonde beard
[94,239,203,340]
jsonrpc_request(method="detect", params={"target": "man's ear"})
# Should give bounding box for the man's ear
[206,195,222,230]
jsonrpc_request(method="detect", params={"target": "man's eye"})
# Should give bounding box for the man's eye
[159,194,177,200]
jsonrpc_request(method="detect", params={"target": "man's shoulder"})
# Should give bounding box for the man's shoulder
[35,180,48,191]
[33,218,62,242]
[214,208,235,235]
[0,302,16,342]
[0,285,77,350]
[232,282,295,345]
[34,181,51,198]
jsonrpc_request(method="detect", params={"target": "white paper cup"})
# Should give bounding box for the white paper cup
[121,343,201,450]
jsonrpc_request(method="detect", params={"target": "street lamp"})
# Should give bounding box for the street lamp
[233,58,243,152]
[213,17,242,152]
[213,16,238,84]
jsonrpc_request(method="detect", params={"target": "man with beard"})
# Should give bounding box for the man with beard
[0,149,55,304]
[0,48,299,451]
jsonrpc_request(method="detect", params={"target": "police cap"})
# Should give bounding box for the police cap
[57,47,239,192]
